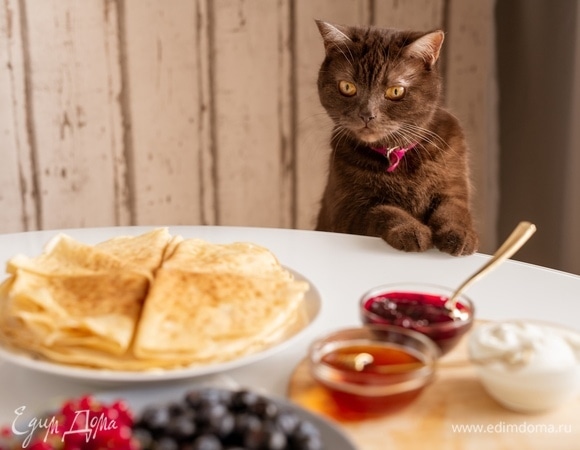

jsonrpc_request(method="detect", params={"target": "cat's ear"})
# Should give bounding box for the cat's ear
[404,30,445,68]
[315,20,351,52]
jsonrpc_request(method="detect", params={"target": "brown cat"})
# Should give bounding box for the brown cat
[314,20,479,256]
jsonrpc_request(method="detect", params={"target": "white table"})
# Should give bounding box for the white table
[1,226,579,444]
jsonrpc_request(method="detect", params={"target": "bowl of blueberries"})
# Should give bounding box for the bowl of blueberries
[129,386,356,450]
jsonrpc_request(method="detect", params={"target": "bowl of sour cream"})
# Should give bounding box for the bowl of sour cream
[468,320,580,413]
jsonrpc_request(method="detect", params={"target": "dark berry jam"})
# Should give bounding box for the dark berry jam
[366,292,457,326]
[362,291,473,354]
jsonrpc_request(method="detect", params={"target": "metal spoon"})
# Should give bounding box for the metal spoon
[343,352,430,373]
[444,221,537,319]
[338,349,532,373]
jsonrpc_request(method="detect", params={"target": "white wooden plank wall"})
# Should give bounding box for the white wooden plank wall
[212,0,292,228]
[0,0,498,251]
[123,0,205,226]
[445,0,499,251]
[0,0,36,232]
[25,0,127,229]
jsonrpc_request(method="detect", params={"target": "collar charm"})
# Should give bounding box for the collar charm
[371,143,417,172]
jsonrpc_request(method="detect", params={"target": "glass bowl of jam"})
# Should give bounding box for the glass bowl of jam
[360,283,475,355]
[308,325,439,418]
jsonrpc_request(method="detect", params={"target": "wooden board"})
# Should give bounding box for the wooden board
[288,326,580,450]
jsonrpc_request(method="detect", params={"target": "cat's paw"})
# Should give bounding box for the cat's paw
[383,222,433,252]
[433,225,479,256]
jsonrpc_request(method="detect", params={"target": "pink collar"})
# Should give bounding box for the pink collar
[370,143,417,172]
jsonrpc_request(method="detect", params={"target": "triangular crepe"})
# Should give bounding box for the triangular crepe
[1,269,148,355]
[133,269,308,364]
[96,227,173,273]
[161,239,291,279]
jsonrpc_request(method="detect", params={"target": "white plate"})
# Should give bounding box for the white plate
[95,383,357,450]
[0,270,321,384]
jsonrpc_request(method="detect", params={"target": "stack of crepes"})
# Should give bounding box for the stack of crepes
[0,229,309,370]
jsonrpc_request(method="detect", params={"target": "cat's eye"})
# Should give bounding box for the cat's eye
[338,80,357,97]
[385,86,406,100]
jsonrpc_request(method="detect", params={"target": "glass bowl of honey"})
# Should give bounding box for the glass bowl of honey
[360,283,475,355]
[308,325,439,418]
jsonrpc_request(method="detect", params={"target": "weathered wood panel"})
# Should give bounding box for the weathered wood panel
[123,0,206,226]
[373,0,444,29]
[212,0,293,228]
[445,0,499,252]
[195,0,215,226]
[0,0,37,232]
[294,0,372,230]
[21,0,127,230]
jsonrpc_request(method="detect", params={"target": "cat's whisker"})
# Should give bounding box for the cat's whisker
[331,126,351,151]
[393,125,450,169]
[328,42,355,71]
[401,123,448,151]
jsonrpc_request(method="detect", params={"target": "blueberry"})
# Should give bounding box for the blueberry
[291,419,322,444]
[232,412,261,436]
[243,422,288,450]
[185,390,204,408]
[243,425,264,449]
[231,389,260,411]
[132,427,154,448]
[140,405,171,431]
[168,401,190,417]
[191,434,223,450]
[249,398,278,419]
[151,436,179,450]
[212,412,235,438]
[274,410,300,434]
[263,427,287,450]
[197,402,228,427]
[166,415,196,440]
[293,433,324,450]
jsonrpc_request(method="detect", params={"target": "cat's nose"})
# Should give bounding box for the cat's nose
[359,113,376,125]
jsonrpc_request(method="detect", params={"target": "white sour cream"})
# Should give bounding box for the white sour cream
[468,321,580,413]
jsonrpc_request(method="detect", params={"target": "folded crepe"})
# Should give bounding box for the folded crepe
[1,270,148,355]
[6,227,172,280]
[133,269,308,365]
[95,227,174,273]
[161,239,291,279]
[0,229,171,359]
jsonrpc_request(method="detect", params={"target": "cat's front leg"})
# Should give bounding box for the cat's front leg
[368,205,433,252]
[428,201,479,256]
